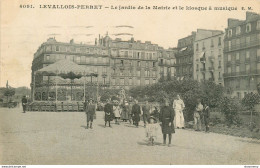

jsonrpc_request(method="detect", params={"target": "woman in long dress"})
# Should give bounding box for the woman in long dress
[173,95,185,129]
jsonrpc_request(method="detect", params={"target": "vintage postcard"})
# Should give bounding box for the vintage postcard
[0,0,260,166]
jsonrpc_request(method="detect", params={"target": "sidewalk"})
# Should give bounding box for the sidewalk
[0,107,260,165]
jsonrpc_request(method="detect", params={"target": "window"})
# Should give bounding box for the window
[236,65,240,72]
[120,78,124,85]
[228,41,231,50]
[121,60,124,65]
[202,42,205,50]
[257,20,260,30]
[228,54,231,61]
[93,58,97,64]
[153,62,156,67]
[137,52,141,59]
[75,56,80,63]
[137,61,140,67]
[46,55,50,61]
[56,46,59,52]
[236,26,241,35]
[137,70,141,76]
[236,53,240,61]
[257,63,260,70]
[246,23,251,33]
[211,39,214,47]
[145,79,149,85]
[160,59,163,64]
[136,79,140,85]
[246,36,250,44]
[111,78,115,85]
[196,43,199,51]
[228,67,231,73]
[246,64,250,72]
[218,37,222,45]
[228,29,232,37]
[219,61,221,67]
[129,78,133,85]
[246,51,250,59]
[146,62,149,67]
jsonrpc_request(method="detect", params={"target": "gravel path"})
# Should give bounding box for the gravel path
[0,107,260,165]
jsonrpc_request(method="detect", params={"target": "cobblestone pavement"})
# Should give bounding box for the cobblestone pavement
[0,107,260,165]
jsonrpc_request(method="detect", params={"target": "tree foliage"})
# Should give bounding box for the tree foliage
[129,78,225,121]
[241,92,260,111]
[219,97,242,126]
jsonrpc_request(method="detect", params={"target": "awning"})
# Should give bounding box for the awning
[36,59,97,77]
[199,52,206,63]
[199,52,205,58]
[180,47,187,52]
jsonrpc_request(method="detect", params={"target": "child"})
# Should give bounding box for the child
[146,116,159,146]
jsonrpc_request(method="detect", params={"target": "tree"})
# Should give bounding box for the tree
[257,83,260,95]
[219,97,241,126]
[4,88,15,102]
[242,92,260,111]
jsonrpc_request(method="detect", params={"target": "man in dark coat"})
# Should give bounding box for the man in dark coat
[132,99,141,127]
[142,100,151,128]
[21,96,27,113]
[104,98,113,128]
[85,99,96,129]
[203,103,210,132]
[159,99,175,147]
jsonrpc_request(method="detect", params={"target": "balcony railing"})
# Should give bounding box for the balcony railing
[235,59,240,64]
[208,56,215,62]
[208,67,214,71]
[224,39,260,52]
[200,68,206,72]
[223,70,260,78]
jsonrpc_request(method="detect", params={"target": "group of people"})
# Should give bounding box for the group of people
[83,94,211,146]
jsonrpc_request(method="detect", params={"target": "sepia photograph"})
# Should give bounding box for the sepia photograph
[0,0,260,166]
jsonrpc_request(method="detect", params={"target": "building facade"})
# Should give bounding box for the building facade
[31,36,177,101]
[193,29,224,85]
[223,12,260,99]
[175,32,195,79]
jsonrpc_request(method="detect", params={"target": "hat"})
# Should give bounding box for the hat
[148,116,157,122]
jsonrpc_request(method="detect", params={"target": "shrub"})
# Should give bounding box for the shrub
[219,97,242,126]
[242,92,260,111]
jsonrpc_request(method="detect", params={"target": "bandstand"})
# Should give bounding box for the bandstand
[30,59,98,112]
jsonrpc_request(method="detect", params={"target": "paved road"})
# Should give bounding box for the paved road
[0,107,260,165]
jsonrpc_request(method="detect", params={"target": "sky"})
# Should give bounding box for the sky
[1,0,260,88]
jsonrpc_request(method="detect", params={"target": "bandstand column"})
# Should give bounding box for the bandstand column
[55,73,58,104]
[33,72,36,102]
[83,73,86,102]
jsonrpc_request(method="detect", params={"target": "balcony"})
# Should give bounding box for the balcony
[227,61,231,66]
[200,68,206,72]
[224,39,260,52]
[223,70,259,78]
[245,58,250,64]
[208,67,214,71]
[235,59,240,64]
[208,56,215,62]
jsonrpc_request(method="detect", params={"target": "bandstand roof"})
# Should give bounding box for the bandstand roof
[36,59,98,77]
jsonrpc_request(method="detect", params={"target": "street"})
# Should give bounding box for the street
[0,107,260,165]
